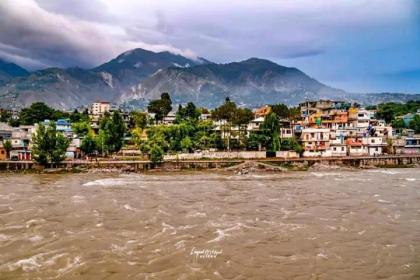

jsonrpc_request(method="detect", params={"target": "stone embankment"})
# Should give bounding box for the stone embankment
[0,155,419,173]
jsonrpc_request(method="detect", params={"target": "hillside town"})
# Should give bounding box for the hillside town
[0,97,419,163]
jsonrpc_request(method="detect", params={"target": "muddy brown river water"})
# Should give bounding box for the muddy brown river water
[0,169,419,279]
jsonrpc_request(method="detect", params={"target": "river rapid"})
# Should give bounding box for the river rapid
[0,169,419,279]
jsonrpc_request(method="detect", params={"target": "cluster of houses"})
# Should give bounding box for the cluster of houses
[0,101,129,161]
[0,100,419,160]
[299,101,420,157]
[209,100,419,157]
[297,101,393,157]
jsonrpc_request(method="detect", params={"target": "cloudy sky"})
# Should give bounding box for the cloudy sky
[0,0,419,93]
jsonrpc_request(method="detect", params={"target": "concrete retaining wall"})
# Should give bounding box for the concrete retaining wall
[164,151,266,160]
[0,154,419,172]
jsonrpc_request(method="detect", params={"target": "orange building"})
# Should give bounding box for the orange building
[254,105,272,118]
[348,107,358,120]
[332,111,348,123]
[0,146,6,160]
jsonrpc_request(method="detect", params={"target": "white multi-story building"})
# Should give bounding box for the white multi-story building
[247,117,265,132]
[280,127,294,138]
[90,101,111,115]
[355,109,375,128]
[366,136,386,156]
[300,128,331,157]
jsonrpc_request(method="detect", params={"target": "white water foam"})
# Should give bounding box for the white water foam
[28,235,44,242]
[186,212,207,218]
[2,252,67,272]
[123,204,138,212]
[83,178,142,187]
[367,170,401,175]
[207,223,251,243]
[0,233,10,242]
[311,172,342,177]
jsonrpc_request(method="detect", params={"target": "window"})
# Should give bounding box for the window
[341,147,345,151]
[375,147,378,151]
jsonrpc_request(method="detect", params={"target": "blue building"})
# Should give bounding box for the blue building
[43,119,73,137]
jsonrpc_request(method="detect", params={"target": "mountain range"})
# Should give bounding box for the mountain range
[0,59,29,84]
[0,49,419,110]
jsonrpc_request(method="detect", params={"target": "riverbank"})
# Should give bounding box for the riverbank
[0,154,419,173]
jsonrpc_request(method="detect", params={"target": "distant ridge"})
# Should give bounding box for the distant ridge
[0,48,419,110]
[0,59,29,83]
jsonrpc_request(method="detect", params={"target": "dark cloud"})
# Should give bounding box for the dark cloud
[0,0,194,69]
[0,0,418,93]
[35,0,113,22]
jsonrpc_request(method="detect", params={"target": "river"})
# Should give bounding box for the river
[0,169,419,279]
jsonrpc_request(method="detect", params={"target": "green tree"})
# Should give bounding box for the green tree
[80,133,97,156]
[391,118,405,129]
[247,132,269,151]
[51,133,70,164]
[375,101,420,123]
[68,109,86,123]
[19,102,66,125]
[130,111,148,129]
[280,138,303,154]
[0,110,12,122]
[3,140,12,159]
[97,111,126,155]
[391,118,405,134]
[261,112,281,152]
[180,136,193,152]
[288,107,301,120]
[150,144,164,164]
[32,123,70,166]
[270,103,289,119]
[95,130,107,156]
[72,121,91,137]
[409,115,420,133]
[232,108,254,126]
[8,118,20,127]
[176,102,200,122]
[131,127,145,148]
[147,93,172,123]
[232,107,254,149]
[212,98,241,151]
[211,97,237,122]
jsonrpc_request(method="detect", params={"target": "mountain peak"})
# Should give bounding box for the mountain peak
[241,57,273,64]
[118,48,155,58]
[93,48,211,86]
[0,58,30,81]
[239,58,290,69]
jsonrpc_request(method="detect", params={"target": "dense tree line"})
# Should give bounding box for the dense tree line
[370,101,420,123]
[370,101,420,133]
[1,98,306,164]
[78,111,126,157]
